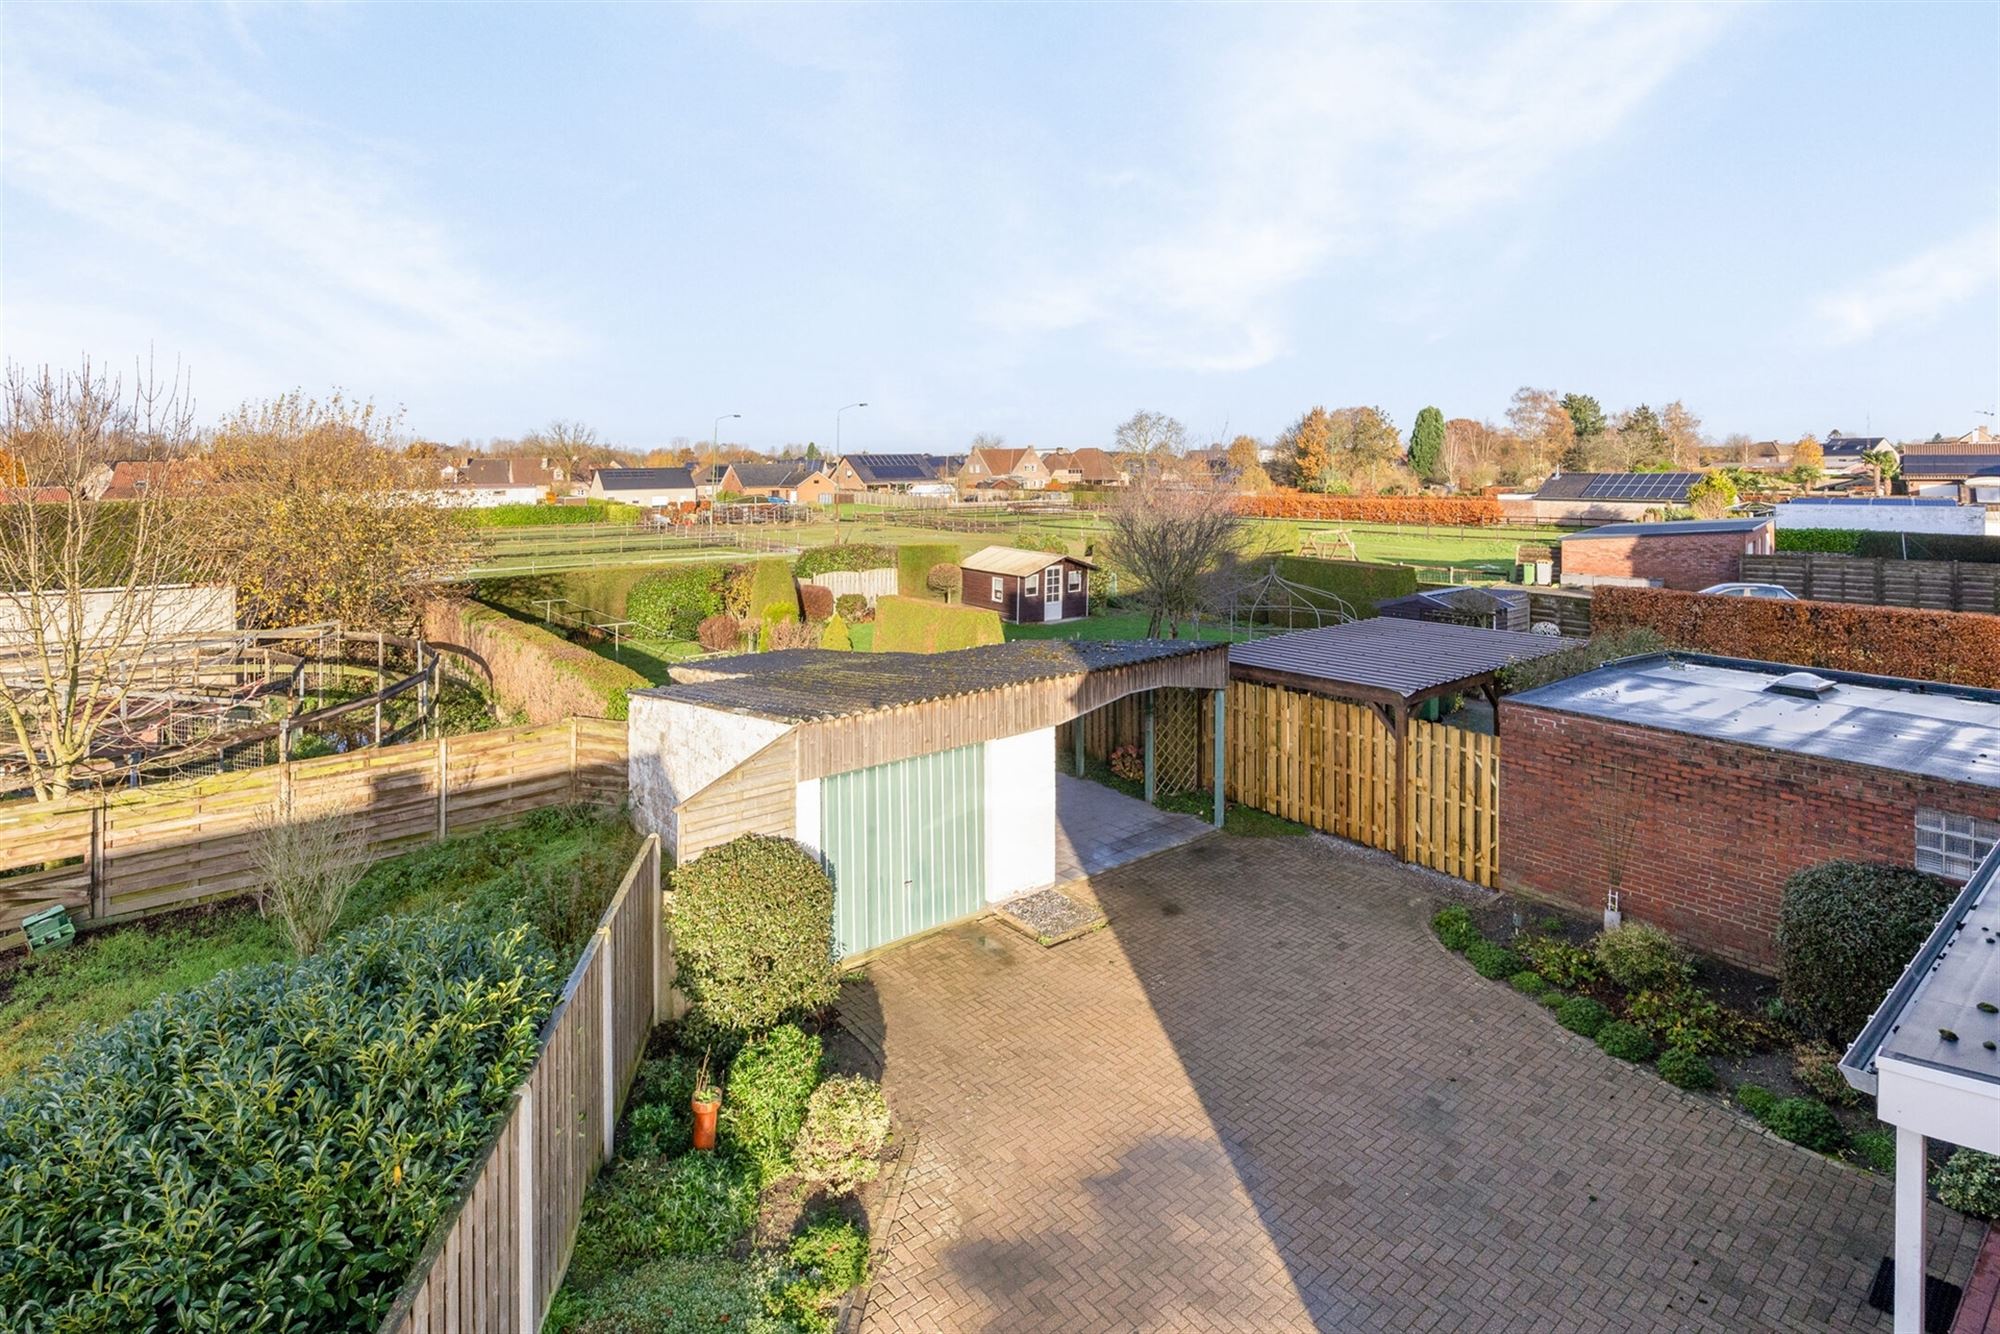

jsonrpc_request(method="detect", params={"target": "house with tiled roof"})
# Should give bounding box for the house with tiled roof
[961,446,1048,491]
[588,466,700,507]
[718,461,836,506]
[433,455,563,507]
[827,453,959,492]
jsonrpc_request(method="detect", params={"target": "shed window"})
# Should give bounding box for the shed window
[1025,574,1038,595]
[990,577,1003,603]
[1916,807,1999,881]
[1068,569,1082,591]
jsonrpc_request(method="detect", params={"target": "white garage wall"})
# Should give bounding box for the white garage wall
[1774,501,1985,535]
[794,777,821,857]
[626,693,791,857]
[984,727,1055,903]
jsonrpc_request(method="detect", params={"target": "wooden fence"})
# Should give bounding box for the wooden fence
[1741,552,2000,614]
[0,718,628,951]
[804,567,900,604]
[378,836,668,1334]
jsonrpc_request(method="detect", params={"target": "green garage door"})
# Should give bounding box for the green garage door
[820,744,985,958]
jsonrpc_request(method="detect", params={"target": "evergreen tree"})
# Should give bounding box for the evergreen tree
[1409,406,1446,481]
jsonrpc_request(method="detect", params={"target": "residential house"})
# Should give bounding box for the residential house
[1040,450,1079,485]
[827,454,959,493]
[1066,448,1128,487]
[960,545,1094,624]
[1524,471,1706,523]
[433,455,562,507]
[588,466,700,507]
[960,447,1049,491]
[718,461,836,506]
[1900,438,2000,504]
[1557,517,1775,591]
[98,460,190,501]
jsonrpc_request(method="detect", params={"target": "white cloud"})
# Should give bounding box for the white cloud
[984,5,1734,372]
[1813,226,2000,345]
[0,10,578,406]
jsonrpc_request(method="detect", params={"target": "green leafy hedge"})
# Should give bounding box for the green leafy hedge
[896,543,965,597]
[477,564,671,622]
[463,501,639,528]
[628,563,737,640]
[793,544,894,579]
[746,559,799,621]
[670,835,839,1042]
[721,1025,823,1185]
[872,595,1003,653]
[1778,859,1955,1042]
[1269,556,1417,624]
[423,598,646,721]
[0,913,560,1332]
[1774,528,1862,554]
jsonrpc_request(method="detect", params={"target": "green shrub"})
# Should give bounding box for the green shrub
[1556,996,1612,1038]
[896,542,965,596]
[547,1254,779,1334]
[820,616,853,650]
[721,1025,824,1185]
[1430,904,1479,952]
[424,598,645,722]
[1591,922,1692,993]
[623,1053,702,1158]
[1778,860,1955,1042]
[1465,939,1521,980]
[1508,970,1548,996]
[872,595,1004,653]
[463,501,630,528]
[670,835,839,1042]
[575,1153,759,1262]
[1761,1097,1846,1153]
[1736,1083,1778,1118]
[1790,1039,1861,1107]
[1622,986,1750,1057]
[1656,1045,1716,1090]
[1933,1149,2000,1220]
[1774,527,1861,555]
[1595,1020,1656,1062]
[1538,990,1567,1009]
[0,913,561,1330]
[793,543,894,579]
[793,1074,891,1196]
[767,1216,872,1333]
[1515,935,1599,989]
[834,592,869,622]
[745,559,798,620]
[627,562,733,639]
[1851,1129,1896,1174]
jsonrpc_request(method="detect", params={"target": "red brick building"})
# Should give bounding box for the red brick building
[1558,517,1774,592]
[1500,653,2000,971]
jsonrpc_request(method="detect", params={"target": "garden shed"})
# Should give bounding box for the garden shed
[960,545,1094,624]
[627,640,1227,957]
[1375,587,1531,632]
[1502,653,2000,971]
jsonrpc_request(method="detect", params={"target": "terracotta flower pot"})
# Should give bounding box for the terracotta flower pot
[691,1096,720,1151]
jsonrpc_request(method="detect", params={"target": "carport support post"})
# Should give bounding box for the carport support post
[1210,688,1226,828]
[1895,1126,1927,1334]
[1142,691,1156,804]
[1073,716,1085,776]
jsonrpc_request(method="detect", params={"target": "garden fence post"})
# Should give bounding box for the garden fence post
[1210,687,1226,828]
[599,925,616,1164]
[517,1092,536,1330]
[1142,691,1156,804]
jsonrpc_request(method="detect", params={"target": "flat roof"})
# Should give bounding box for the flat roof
[1781,496,1959,507]
[1562,517,1772,541]
[1511,653,2000,790]
[1228,618,1580,704]
[651,639,1220,723]
[1843,846,2000,1095]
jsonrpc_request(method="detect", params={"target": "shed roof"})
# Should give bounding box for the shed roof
[1562,517,1773,541]
[960,545,1095,577]
[1228,619,1579,704]
[1509,653,2000,791]
[652,638,1217,723]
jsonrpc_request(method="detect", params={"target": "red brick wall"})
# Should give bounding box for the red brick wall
[1498,702,2000,972]
[1561,530,1765,591]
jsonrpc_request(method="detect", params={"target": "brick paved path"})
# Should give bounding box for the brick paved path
[844,834,1981,1333]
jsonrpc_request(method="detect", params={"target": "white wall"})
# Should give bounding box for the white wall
[793,777,821,857]
[626,693,792,859]
[0,582,236,652]
[1774,502,1986,535]
[983,727,1056,902]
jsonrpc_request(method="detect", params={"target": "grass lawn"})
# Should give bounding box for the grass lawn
[585,631,707,685]
[0,806,637,1087]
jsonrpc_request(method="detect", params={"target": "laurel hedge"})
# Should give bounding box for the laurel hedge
[1591,585,2000,687]
[871,595,1004,653]
[0,913,561,1333]
[1237,492,1503,526]
[423,597,646,721]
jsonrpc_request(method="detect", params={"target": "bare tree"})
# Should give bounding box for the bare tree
[0,358,223,801]
[1098,481,1243,637]
[970,431,1006,451]
[1113,410,1187,478]
[251,798,367,956]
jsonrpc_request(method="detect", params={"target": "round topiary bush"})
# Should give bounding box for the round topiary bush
[1778,860,1955,1043]
[1556,995,1612,1038]
[1934,1149,2000,1221]
[1591,922,1691,993]
[792,1074,892,1197]
[670,835,839,1042]
[1594,1020,1656,1062]
[799,583,835,624]
[1656,1045,1717,1090]
[925,563,962,602]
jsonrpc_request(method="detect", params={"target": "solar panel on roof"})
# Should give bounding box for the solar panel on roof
[1579,473,1700,500]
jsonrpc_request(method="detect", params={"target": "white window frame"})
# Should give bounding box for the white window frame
[1025,574,1038,595]
[1067,569,1082,591]
[1916,807,2000,881]
[990,576,1004,603]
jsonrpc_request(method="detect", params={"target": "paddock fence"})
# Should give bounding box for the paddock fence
[377,835,671,1334]
[0,717,629,952]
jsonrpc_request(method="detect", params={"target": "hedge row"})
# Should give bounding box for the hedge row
[872,595,1004,653]
[424,597,647,720]
[1237,492,1504,525]
[1592,586,2000,688]
[1773,528,1862,555]
[896,542,965,597]
[793,543,895,579]
[1853,531,2000,564]
[462,501,640,527]
[1271,556,1417,622]
[476,565,665,622]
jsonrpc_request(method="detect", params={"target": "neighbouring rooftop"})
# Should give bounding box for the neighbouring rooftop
[1511,652,2000,790]
[961,545,1097,577]
[1228,618,1579,706]
[1562,517,1773,540]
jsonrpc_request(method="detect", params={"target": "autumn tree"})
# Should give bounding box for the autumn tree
[1282,407,1338,492]
[1789,436,1824,486]
[1662,401,1705,469]
[1224,435,1262,474]
[1098,481,1243,638]
[1113,410,1186,476]
[0,358,224,800]
[201,392,469,630]
[1561,393,1606,442]
[1408,406,1446,482]
[1507,388,1574,479]
[1685,472,1738,519]
[1616,404,1670,469]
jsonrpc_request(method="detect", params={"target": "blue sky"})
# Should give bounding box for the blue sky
[3,2,1995,452]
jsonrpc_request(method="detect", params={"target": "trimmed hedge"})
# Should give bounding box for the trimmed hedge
[1592,585,2000,687]
[897,542,965,597]
[1777,859,1955,1042]
[477,564,666,622]
[872,595,1004,653]
[462,501,639,527]
[423,597,646,722]
[669,835,839,1041]
[0,913,561,1330]
[1270,556,1417,623]
[628,562,735,640]
[744,558,798,621]
[1774,528,1862,555]
[1238,492,1503,525]
[794,543,895,579]
[1854,531,2000,564]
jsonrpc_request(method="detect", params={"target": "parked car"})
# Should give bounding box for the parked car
[1698,582,1797,600]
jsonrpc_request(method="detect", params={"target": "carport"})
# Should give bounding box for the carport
[626,640,1228,957]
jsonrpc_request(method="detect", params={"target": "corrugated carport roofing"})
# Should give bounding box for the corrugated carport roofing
[1228,618,1580,709]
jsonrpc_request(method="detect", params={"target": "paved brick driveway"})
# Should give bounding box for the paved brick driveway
[841,833,1982,1333]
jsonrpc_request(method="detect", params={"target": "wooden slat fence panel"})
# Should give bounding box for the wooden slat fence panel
[1742,553,2000,615]
[0,719,631,951]
[1407,718,1499,887]
[379,837,663,1334]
